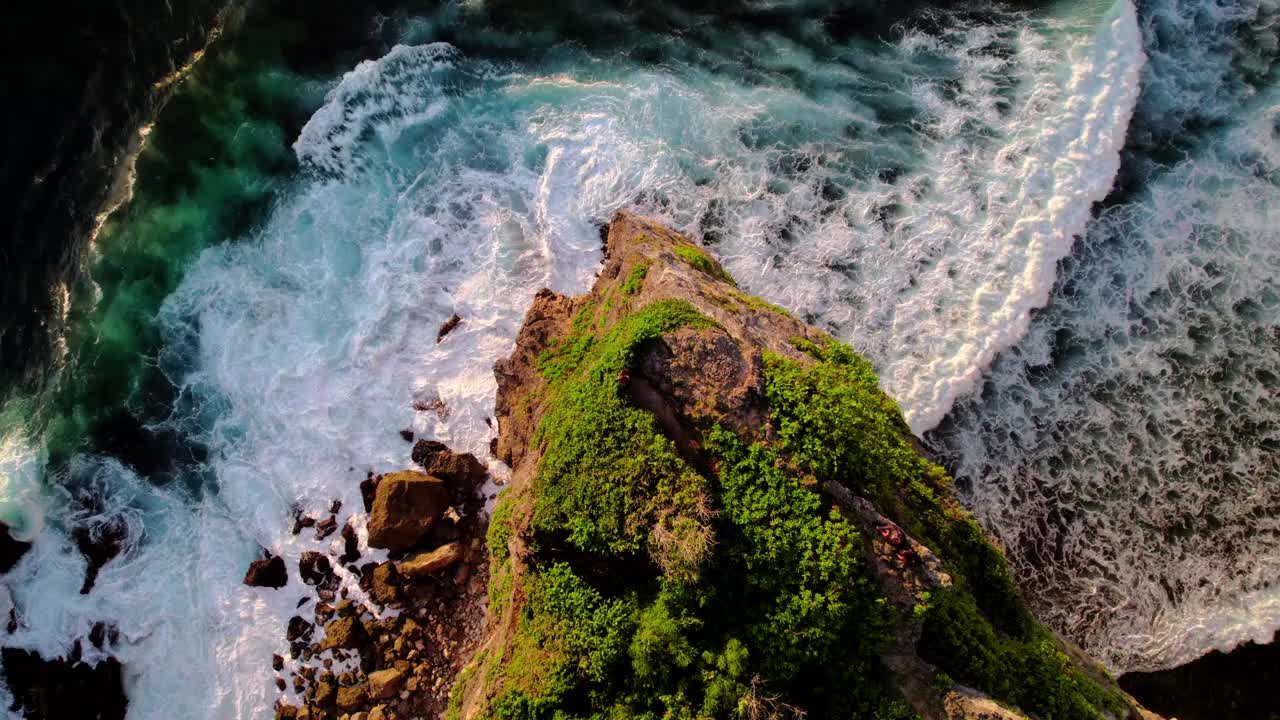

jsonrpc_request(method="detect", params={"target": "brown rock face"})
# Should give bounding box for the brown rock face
[366,471,449,551]
[365,561,404,605]
[396,542,463,579]
[367,668,406,699]
[319,617,367,651]
[244,555,288,588]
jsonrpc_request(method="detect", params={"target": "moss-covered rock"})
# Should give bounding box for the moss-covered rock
[450,212,1160,720]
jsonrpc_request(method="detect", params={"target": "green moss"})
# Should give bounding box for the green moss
[731,290,791,318]
[448,651,485,720]
[531,300,717,570]
[488,491,515,559]
[483,297,911,720]
[919,590,1127,720]
[674,244,736,285]
[622,259,650,296]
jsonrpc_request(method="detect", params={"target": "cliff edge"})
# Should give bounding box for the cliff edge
[455,211,1160,720]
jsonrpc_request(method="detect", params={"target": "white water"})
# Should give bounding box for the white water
[937,0,1280,667]
[5,0,1267,714]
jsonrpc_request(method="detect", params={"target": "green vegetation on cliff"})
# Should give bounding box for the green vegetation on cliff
[473,225,1133,720]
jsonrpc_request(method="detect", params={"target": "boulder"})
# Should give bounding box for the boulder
[320,616,367,651]
[244,555,288,588]
[366,471,449,551]
[411,442,487,495]
[396,542,463,580]
[313,679,336,706]
[298,552,333,586]
[366,562,403,605]
[367,668,406,699]
[337,684,369,712]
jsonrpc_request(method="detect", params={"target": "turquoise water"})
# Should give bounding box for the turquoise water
[0,0,1275,715]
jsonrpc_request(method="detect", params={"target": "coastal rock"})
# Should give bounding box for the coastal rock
[299,552,333,586]
[365,561,403,605]
[367,668,406,699]
[397,542,463,579]
[0,523,31,574]
[320,616,367,651]
[436,314,462,343]
[244,554,288,589]
[336,684,368,712]
[366,471,449,551]
[454,212,1165,720]
[74,515,128,594]
[1,648,127,720]
[411,441,487,494]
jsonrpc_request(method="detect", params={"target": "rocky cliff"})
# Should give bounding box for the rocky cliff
[450,211,1163,720]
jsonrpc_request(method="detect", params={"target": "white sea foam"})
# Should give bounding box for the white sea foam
[936,0,1280,672]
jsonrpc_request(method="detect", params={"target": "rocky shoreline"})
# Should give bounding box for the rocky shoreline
[262,441,492,720]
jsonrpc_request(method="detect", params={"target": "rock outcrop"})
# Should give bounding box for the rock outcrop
[452,212,1164,720]
[365,471,450,552]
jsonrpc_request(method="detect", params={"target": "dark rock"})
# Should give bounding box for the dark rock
[320,616,368,651]
[489,437,499,457]
[339,522,360,564]
[366,471,449,552]
[0,523,31,574]
[410,440,449,466]
[411,441,487,500]
[272,653,284,672]
[286,616,314,643]
[436,314,462,343]
[397,543,463,580]
[292,509,316,536]
[1,648,127,720]
[298,552,332,586]
[399,429,414,442]
[360,473,380,513]
[315,516,338,541]
[275,677,286,691]
[243,554,288,589]
[337,684,368,711]
[88,621,116,650]
[329,500,342,516]
[73,515,128,594]
[313,679,337,706]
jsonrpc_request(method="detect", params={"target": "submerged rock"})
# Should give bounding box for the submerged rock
[1,647,127,720]
[0,523,31,574]
[436,313,462,343]
[366,471,449,552]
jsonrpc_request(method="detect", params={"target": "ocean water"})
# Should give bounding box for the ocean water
[0,0,1274,716]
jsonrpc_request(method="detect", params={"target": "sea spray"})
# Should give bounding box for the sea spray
[934,0,1280,673]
